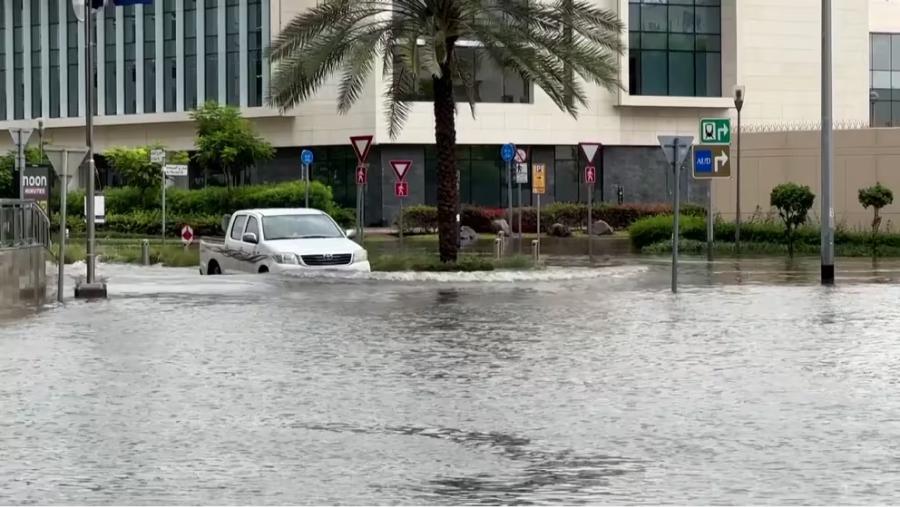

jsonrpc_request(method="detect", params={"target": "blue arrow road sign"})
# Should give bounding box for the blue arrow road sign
[694,148,713,174]
[501,143,516,162]
[301,149,314,165]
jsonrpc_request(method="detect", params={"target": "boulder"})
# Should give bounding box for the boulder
[549,223,572,238]
[591,220,615,236]
[491,219,511,237]
[459,226,478,247]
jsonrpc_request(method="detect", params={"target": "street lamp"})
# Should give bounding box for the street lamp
[821,0,835,284]
[733,85,745,251]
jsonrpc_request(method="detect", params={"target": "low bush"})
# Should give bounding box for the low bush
[628,215,707,249]
[397,205,438,233]
[461,206,506,232]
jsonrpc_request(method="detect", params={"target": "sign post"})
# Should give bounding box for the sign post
[514,148,528,253]
[151,149,167,244]
[301,149,314,208]
[693,144,732,260]
[579,142,602,263]
[350,135,373,243]
[45,146,88,303]
[391,160,411,252]
[658,135,694,293]
[532,163,546,261]
[501,143,516,240]
[9,128,34,201]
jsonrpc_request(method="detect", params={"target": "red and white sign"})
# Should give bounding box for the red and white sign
[349,135,374,163]
[515,148,528,164]
[355,165,368,185]
[579,142,602,164]
[181,225,194,246]
[390,159,412,181]
[584,165,596,184]
[395,181,409,198]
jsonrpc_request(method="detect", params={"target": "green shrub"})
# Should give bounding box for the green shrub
[397,205,438,233]
[770,183,816,257]
[859,182,895,254]
[330,207,357,229]
[628,214,706,249]
[461,206,506,232]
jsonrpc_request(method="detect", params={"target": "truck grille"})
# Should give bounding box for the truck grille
[301,253,353,266]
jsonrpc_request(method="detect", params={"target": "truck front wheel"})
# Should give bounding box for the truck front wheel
[208,260,222,275]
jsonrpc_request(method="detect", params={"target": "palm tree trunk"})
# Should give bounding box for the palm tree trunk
[433,62,458,263]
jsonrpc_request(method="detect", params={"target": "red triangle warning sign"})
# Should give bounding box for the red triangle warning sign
[349,135,373,163]
[390,160,412,181]
[579,142,602,163]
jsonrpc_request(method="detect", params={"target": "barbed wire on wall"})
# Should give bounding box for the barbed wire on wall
[739,120,869,133]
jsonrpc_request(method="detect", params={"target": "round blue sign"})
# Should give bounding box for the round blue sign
[301,149,314,165]
[500,143,516,162]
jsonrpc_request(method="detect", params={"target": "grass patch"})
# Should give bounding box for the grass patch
[644,239,900,258]
[52,241,199,267]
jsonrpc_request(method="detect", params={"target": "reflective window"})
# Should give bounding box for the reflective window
[244,216,259,238]
[104,5,116,114]
[31,0,41,118]
[184,0,197,109]
[66,0,78,117]
[869,33,900,127]
[204,0,217,102]
[248,0,262,106]
[163,0,176,112]
[225,0,239,105]
[230,215,247,239]
[628,0,722,97]
[406,46,529,103]
[143,5,155,112]
[49,0,60,118]
[124,5,136,114]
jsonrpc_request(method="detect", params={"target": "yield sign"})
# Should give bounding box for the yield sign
[390,160,412,181]
[349,135,373,163]
[579,142,602,164]
[657,135,694,166]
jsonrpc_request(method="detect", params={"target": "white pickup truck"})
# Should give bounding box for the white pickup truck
[199,208,370,275]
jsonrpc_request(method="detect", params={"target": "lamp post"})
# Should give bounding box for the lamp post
[821,0,835,284]
[733,85,745,251]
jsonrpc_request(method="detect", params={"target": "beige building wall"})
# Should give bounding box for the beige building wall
[712,128,900,229]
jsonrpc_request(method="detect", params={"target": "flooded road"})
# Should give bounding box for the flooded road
[3,258,900,504]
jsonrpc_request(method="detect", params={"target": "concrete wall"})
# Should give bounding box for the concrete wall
[0,246,47,306]
[711,128,900,228]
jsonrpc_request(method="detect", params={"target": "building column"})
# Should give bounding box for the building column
[23,0,31,120]
[116,6,124,115]
[40,0,49,119]
[217,0,225,104]
[135,3,144,114]
[238,0,247,108]
[175,0,184,111]
[155,0,163,113]
[59,0,68,117]
[196,0,205,104]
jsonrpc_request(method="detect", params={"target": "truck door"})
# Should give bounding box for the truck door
[225,214,248,272]
[241,216,264,270]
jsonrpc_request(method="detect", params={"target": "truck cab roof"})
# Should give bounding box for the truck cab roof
[233,208,327,217]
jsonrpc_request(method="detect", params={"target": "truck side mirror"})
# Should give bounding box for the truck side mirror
[242,232,258,244]
[345,229,357,239]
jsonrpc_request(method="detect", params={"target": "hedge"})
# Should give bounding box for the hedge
[63,181,337,218]
[628,215,900,251]
[397,203,705,234]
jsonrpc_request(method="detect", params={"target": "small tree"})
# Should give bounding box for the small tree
[770,182,815,257]
[104,145,190,199]
[190,102,274,187]
[858,182,894,255]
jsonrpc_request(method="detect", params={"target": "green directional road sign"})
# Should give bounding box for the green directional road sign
[700,118,731,145]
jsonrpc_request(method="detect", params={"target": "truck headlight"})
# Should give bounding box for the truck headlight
[354,249,368,263]
[273,253,300,265]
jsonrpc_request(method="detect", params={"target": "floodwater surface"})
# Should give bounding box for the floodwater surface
[2,258,900,504]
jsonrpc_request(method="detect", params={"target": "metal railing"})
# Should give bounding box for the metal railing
[0,199,51,250]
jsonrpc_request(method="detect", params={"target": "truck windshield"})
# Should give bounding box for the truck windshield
[262,214,344,240]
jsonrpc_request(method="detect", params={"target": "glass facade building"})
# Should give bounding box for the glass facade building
[0,0,269,121]
[871,32,900,127]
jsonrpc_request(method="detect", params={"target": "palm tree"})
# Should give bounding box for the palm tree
[269,0,623,262]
